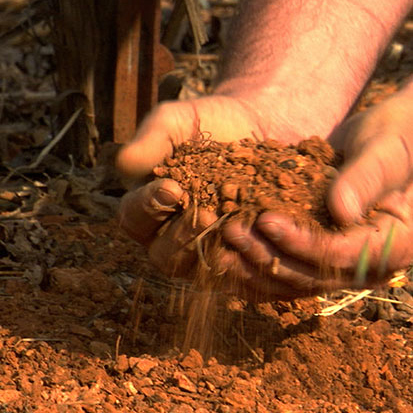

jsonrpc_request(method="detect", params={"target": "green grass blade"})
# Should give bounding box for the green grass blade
[354,240,369,288]
[377,224,396,278]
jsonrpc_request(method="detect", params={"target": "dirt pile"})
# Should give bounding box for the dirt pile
[153,135,339,229]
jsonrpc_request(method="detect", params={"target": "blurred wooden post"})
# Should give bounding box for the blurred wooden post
[51,0,118,165]
[51,0,173,163]
[113,0,162,144]
[113,1,141,144]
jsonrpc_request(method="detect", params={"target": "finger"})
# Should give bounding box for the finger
[256,211,398,270]
[258,210,413,280]
[222,220,274,266]
[215,247,351,302]
[216,251,304,301]
[329,134,413,225]
[116,101,197,178]
[118,179,184,245]
[376,189,412,224]
[222,220,352,296]
[148,207,218,278]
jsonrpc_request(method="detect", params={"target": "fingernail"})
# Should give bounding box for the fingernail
[222,225,250,252]
[339,182,361,220]
[230,235,250,253]
[153,188,179,207]
[266,224,284,241]
[257,220,284,241]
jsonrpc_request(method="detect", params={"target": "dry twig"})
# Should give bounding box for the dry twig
[1,107,83,184]
[316,289,374,317]
[191,213,230,271]
[316,272,412,316]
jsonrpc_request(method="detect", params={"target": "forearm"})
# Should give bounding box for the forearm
[215,0,413,142]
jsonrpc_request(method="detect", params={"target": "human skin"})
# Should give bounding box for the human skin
[117,0,413,301]
[223,82,413,300]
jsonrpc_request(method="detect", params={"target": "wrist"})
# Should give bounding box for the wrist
[214,0,413,142]
[214,80,346,144]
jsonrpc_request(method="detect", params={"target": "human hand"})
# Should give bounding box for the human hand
[117,94,291,279]
[223,86,413,299]
[117,94,290,178]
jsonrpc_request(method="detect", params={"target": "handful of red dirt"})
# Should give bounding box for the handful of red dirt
[153,135,341,229]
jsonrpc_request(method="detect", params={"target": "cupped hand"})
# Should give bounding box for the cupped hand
[223,86,413,299]
[117,94,287,278]
[328,85,413,224]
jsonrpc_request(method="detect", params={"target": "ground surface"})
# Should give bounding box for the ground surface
[0,2,413,413]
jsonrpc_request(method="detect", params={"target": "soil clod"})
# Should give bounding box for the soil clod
[153,135,340,229]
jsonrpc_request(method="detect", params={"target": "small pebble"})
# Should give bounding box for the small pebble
[277,172,294,189]
[222,201,239,213]
[174,372,197,393]
[257,196,273,209]
[322,165,339,179]
[114,354,129,372]
[165,156,178,167]
[279,159,297,170]
[206,183,216,194]
[244,165,256,175]
[221,183,239,201]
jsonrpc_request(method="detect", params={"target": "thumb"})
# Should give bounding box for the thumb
[117,94,265,178]
[116,100,199,178]
[118,178,184,245]
[328,133,412,224]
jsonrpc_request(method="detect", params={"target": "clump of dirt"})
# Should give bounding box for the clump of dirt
[152,135,346,306]
[153,135,340,229]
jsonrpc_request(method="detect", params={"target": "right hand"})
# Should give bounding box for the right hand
[117,82,413,301]
[222,83,413,300]
[328,83,413,224]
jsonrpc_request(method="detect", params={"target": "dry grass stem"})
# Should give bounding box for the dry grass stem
[317,271,411,316]
[167,286,177,316]
[196,237,211,270]
[388,271,408,287]
[340,290,411,307]
[192,196,198,229]
[2,107,83,184]
[316,289,374,317]
[130,277,144,345]
[114,335,121,361]
[189,213,230,271]
[270,257,280,276]
[231,326,264,364]
[0,271,25,276]
[0,90,55,102]
[191,213,230,246]
[183,0,208,54]
[14,337,68,347]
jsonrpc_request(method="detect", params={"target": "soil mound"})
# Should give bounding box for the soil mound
[153,135,340,229]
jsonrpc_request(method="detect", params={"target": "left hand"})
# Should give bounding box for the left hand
[223,88,413,299]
